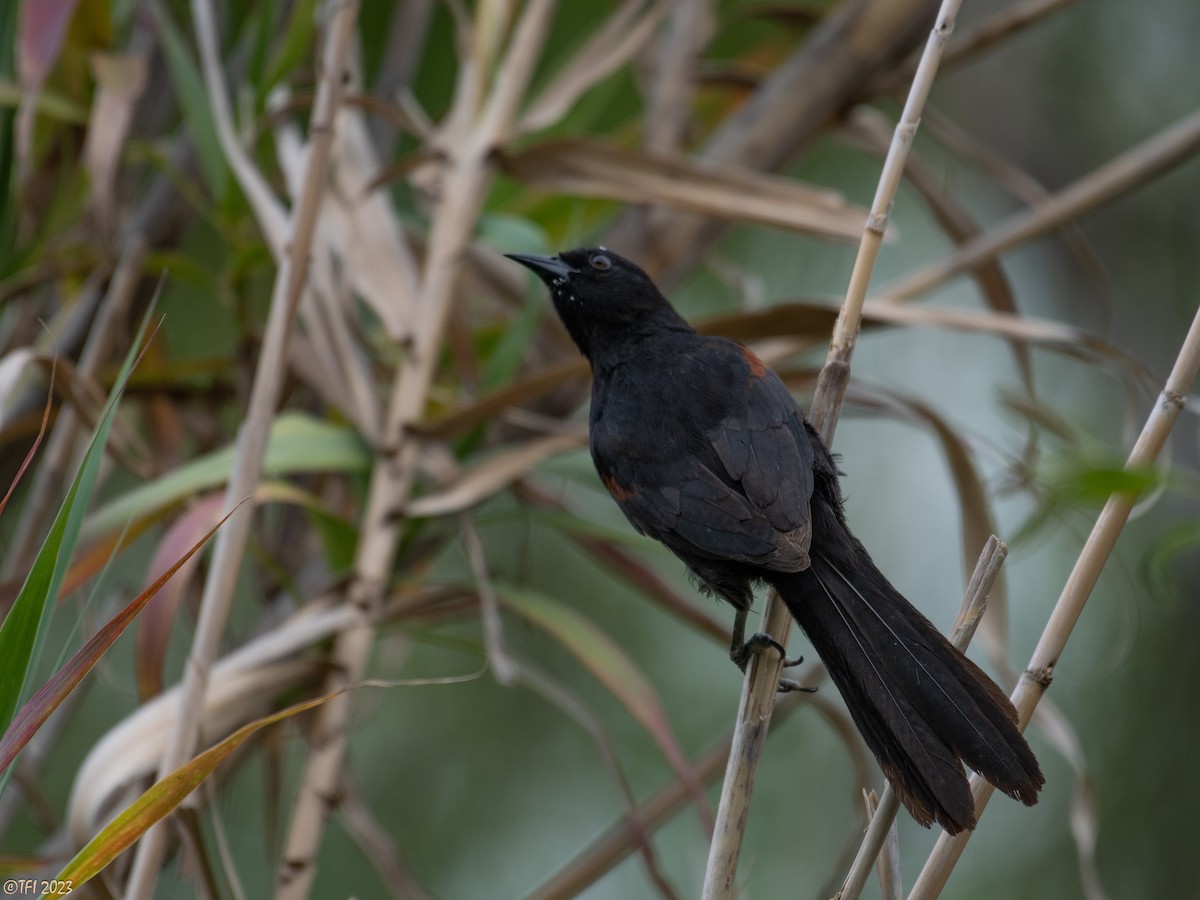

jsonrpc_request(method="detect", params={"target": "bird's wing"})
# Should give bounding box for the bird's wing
[606,458,794,572]
[596,343,813,573]
[705,349,813,570]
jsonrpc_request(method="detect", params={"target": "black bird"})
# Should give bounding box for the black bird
[506,247,1043,834]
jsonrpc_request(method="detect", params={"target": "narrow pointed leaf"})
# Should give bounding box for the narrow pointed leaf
[46,688,350,894]
[501,138,867,240]
[406,431,585,518]
[497,585,710,826]
[0,312,159,782]
[0,357,53,519]
[81,413,370,542]
[0,502,242,776]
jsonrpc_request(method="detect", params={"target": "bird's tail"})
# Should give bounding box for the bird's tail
[769,536,1043,834]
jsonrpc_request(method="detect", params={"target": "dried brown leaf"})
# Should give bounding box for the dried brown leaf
[858,300,1154,389]
[84,53,148,234]
[517,481,729,643]
[419,357,589,439]
[326,105,419,338]
[846,383,1000,600]
[1033,700,1108,900]
[845,382,1014,677]
[406,431,586,517]
[67,656,319,844]
[501,138,867,241]
[517,0,670,136]
[847,106,1033,392]
[15,0,80,191]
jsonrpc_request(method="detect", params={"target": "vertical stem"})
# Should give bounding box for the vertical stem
[274,4,558,896]
[124,3,360,897]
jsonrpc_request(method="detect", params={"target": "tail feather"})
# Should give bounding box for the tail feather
[771,544,1044,834]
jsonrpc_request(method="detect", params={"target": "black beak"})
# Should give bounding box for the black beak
[505,252,577,282]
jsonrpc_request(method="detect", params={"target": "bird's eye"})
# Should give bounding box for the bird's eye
[589,253,612,271]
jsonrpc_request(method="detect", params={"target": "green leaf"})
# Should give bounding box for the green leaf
[150,3,228,201]
[0,309,159,794]
[481,291,545,391]
[45,689,349,896]
[477,506,652,548]
[1058,465,1162,501]
[81,413,371,543]
[0,504,238,776]
[497,584,709,820]
[498,584,663,729]
[263,0,319,97]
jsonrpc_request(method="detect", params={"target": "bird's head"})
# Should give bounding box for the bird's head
[505,247,687,362]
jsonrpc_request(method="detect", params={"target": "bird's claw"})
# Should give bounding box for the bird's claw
[731,633,816,693]
[776,677,818,694]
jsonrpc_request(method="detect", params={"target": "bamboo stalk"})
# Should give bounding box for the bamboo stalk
[701,4,964,896]
[908,299,1200,899]
[123,3,361,896]
[273,4,559,897]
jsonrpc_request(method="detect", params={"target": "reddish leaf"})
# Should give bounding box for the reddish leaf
[57,514,160,601]
[48,689,344,894]
[0,359,54,520]
[17,0,80,90]
[135,493,226,701]
[0,501,243,777]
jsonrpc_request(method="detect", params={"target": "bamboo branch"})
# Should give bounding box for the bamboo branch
[701,4,963,896]
[907,297,1200,898]
[123,3,361,896]
[863,791,903,900]
[877,108,1200,305]
[273,4,559,896]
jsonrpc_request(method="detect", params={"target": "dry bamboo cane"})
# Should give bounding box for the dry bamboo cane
[908,301,1200,898]
[123,3,361,896]
[273,3,559,897]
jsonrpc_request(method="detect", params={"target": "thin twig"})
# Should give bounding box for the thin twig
[461,516,519,685]
[877,108,1200,305]
[863,791,902,900]
[700,5,963,897]
[837,538,1007,900]
[908,299,1200,898]
[516,660,684,900]
[123,3,361,896]
[876,0,1080,93]
[338,771,435,900]
[529,683,823,900]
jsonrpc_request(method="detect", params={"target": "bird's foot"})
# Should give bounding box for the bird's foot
[730,633,816,694]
